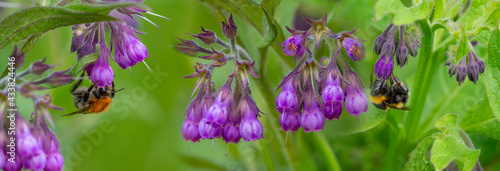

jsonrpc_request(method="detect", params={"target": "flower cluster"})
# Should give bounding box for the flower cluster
[276,14,368,133]
[373,24,421,80]
[445,50,485,85]
[70,0,167,88]
[177,15,264,145]
[0,48,67,171]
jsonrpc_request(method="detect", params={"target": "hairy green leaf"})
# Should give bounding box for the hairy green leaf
[258,0,280,49]
[402,137,436,171]
[460,93,500,140]
[68,47,100,76]
[64,2,148,15]
[459,1,500,37]
[431,114,480,171]
[486,28,500,120]
[374,0,434,25]
[333,105,387,135]
[0,7,117,52]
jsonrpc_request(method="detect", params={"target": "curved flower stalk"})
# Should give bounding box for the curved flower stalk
[276,14,367,133]
[0,48,67,171]
[373,24,422,80]
[177,14,264,147]
[70,0,168,88]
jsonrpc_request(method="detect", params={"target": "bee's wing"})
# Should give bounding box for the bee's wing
[62,106,92,117]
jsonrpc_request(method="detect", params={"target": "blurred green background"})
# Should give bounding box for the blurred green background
[0,0,499,170]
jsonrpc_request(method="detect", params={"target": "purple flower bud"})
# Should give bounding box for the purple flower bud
[300,90,325,132]
[205,81,233,127]
[44,142,63,171]
[342,38,365,61]
[374,24,393,55]
[89,42,114,88]
[472,52,485,73]
[238,96,263,141]
[3,153,21,171]
[30,58,52,75]
[198,118,223,139]
[467,52,480,84]
[279,111,300,132]
[222,14,237,39]
[110,22,149,69]
[279,34,305,56]
[222,115,241,144]
[276,79,298,114]
[343,72,368,116]
[181,102,201,142]
[10,46,25,69]
[448,63,457,77]
[22,149,46,170]
[396,27,409,68]
[407,36,420,57]
[321,73,343,120]
[45,70,73,87]
[380,27,397,57]
[175,38,211,55]
[456,57,467,86]
[240,116,263,141]
[191,26,217,45]
[374,54,394,80]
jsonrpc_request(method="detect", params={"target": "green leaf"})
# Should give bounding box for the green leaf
[64,2,148,15]
[459,93,500,140]
[0,7,117,52]
[459,1,500,37]
[402,137,436,171]
[430,114,480,171]
[257,0,280,49]
[486,28,500,120]
[374,0,434,25]
[68,46,100,76]
[179,155,226,170]
[332,104,388,135]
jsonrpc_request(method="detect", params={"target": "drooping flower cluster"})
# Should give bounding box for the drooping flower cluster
[177,15,264,145]
[70,0,168,88]
[276,14,368,133]
[0,48,66,171]
[445,50,485,85]
[373,24,422,80]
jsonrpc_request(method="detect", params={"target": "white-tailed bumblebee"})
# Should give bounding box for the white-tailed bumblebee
[369,74,409,110]
[64,72,123,116]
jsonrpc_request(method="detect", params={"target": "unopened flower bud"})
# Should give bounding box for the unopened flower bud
[456,57,467,86]
[191,26,217,45]
[222,14,238,39]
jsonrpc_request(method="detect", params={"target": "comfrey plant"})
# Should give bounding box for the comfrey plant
[71,0,168,88]
[177,15,264,146]
[0,48,67,171]
[276,14,367,133]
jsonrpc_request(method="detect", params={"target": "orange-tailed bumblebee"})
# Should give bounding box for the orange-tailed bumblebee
[64,72,123,116]
[369,74,409,110]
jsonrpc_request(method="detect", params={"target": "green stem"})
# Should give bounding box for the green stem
[313,135,342,171]
[404,19,437,142]
[258,140,276,171]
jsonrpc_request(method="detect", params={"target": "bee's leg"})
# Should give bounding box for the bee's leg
[71,71,86,93]
[83,80,98,102]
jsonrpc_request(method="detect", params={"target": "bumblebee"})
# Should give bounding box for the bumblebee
[64,72,123,116]
[369,74,409,110]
